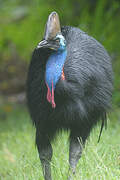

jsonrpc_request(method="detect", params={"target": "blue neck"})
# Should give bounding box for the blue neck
[45,49,67,92]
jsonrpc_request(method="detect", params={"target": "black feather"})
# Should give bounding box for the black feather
[27,26,113,143]
[97,112,107,143]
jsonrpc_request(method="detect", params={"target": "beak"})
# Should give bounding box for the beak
[36,39,48,49]
[36,39,59,50]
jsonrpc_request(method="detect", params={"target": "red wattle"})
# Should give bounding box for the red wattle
[51,81,56,108]
[61,67,65,80]
[46,82,56,108]
[46,83,51,103]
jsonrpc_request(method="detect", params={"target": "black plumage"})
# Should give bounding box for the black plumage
[26,12,113,180]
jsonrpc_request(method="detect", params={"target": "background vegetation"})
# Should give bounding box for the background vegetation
[0,0,120,106]
[0,105,120,180]
[0,0,120,179]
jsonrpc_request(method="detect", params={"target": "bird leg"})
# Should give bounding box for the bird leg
[67,136,83,180]
[36,132,53,180]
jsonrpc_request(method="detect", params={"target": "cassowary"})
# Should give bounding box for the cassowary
[26,12,113,180]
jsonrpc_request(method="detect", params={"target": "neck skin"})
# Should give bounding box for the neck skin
[45,48,67,108]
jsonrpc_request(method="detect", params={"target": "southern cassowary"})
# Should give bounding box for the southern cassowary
[26,12,113,180]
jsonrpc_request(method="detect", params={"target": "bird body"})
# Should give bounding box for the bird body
[27,12,113,180]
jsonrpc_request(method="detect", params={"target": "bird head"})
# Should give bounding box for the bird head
[37,12,66,51]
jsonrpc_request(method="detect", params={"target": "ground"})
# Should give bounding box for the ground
[0,104,120,180]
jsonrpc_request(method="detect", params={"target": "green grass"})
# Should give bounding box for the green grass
[0,105,120,180]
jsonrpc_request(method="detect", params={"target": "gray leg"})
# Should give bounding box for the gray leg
[36,131,53,180]
[68,136,83,180]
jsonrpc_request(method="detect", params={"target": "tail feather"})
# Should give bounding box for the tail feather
[97,112,107,143]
